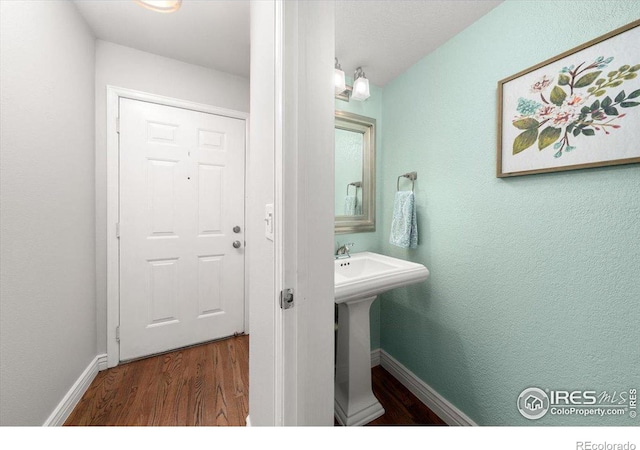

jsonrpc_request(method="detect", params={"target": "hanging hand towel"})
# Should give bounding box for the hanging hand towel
[389,191,418,248]
[344,195,360,215]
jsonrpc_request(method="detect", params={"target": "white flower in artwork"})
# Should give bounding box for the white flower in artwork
[565,94,586,107]
[548,94,587,125]
[535,104,556,120]
[530,74,554,93]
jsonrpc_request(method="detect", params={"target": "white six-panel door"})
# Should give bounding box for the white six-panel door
[119,98,245,361]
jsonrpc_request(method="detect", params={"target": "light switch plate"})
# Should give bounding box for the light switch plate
[265,203,274,241]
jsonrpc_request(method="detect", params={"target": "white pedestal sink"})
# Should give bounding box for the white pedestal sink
[334,252,429,426]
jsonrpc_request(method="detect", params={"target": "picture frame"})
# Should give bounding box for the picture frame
[497,19,640,177]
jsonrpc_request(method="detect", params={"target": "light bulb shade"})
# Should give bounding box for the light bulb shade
[351,76,370,101]
[135,0,182,13]
[334,68,346,95]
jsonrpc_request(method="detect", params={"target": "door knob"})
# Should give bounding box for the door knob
[233,226,241,233]
[233,240,242,249]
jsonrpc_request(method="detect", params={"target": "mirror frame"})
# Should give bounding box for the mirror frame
[335,110,376,234]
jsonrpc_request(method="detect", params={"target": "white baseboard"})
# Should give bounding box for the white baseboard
[376,350,477,426]
[97,354,108,372]
[370,348,381,368]
[246,415,251,426]
[43,353,107,426]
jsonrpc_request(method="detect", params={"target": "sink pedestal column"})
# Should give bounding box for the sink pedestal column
[335,295,384,426]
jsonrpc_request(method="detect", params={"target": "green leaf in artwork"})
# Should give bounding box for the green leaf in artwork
[595,79,605,85]
[582,129,595,136]
[538,126,562,150]
[619,65,630,72]
[594,90,606,97]
[620,101,640,108]
[513,128,538,155]
[573,128,581,137]
[581,106,590,114]
[624,73,638,80]
[512,118,540,130]
[630,64,640,72]
[615,90,626,103]
[558,74,570,86]
[550,86,567,106]
[604,106,619,116]
[608,71,618,77]
[574,71,602,88]
[628,89,640,99]
[601,96,612,108]
[590,100,600,111]
[608,80,623,88]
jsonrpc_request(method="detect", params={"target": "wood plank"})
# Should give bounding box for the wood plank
[211,342,231,426]
[227,337,246,398]
[148,350,188,425]
[189,341,212,426]
[232,335,249,424]
[117,355,162,426]
[171,347,191,425]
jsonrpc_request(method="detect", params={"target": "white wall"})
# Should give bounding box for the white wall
[0,1,97,425]
[94,41,250,353]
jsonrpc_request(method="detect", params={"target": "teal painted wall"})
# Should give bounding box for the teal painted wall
[379,0,640,425]
[335,82,383,349]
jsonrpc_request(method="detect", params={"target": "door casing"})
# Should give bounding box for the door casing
[105,86,249,367]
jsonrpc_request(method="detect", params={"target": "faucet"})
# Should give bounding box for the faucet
[336,242,355,259]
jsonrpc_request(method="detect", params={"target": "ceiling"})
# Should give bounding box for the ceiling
[335,0,503,86]
[74,0,503,86]
[73,0,250,78]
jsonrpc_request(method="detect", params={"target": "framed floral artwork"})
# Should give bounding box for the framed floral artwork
[497,19,640,177]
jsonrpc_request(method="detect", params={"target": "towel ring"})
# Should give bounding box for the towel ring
[397,172,417,191]
[346,181,362,195]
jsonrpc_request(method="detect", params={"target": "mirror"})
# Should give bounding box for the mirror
[335,110,376,233]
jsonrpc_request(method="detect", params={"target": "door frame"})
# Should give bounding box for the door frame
[105,86,250,368]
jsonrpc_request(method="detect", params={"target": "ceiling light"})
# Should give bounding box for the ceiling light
[334,58,346,95]
[135,0,182,13]
[351,67,370,101]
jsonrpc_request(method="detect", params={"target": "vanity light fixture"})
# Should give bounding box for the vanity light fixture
[351,67,370,101]
[335,58,346,95]
[135,0,182,13]
[334,62,370,102]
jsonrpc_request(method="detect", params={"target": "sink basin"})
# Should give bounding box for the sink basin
[334,252,429,303]
[333,252,429,426]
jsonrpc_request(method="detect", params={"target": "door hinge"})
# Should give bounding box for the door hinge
[116,222,120,238]
[115,326,120,342]
[280,288,294,310]
[116,117,120,134]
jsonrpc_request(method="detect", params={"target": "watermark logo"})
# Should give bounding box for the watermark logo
[517,387,637,420]
[576,442,637,450]
[517,387,550,419]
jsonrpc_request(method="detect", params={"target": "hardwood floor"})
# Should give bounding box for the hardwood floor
[65,334,445,426]
[65,335,249,426]
[367,366,447,426]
